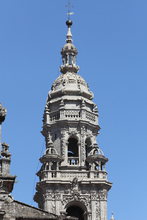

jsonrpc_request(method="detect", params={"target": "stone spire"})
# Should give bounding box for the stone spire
[60,20,79,74]
[0,104,16,200]
[0,104,7,150]
[66,20,73,43]
[110,213,115,220]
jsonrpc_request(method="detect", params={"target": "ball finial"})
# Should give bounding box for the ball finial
[66,20,73,28]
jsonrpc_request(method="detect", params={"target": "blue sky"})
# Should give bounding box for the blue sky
[0,0,147,220]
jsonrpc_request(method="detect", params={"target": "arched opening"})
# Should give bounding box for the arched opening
[66,205,85,220]
[51,162,57,170]
[68,137,79,165]
[68,137,78,157]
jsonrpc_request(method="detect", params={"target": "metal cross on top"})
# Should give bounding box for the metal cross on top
[66,0,74,20]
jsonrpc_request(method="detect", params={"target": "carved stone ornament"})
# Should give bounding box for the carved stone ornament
[81,136,85,162]
[46,131,53,147]
[91,193,98,201]
[44,193,55,201]
[81,126,86,137]
[95,201,101,220]
[55,193,61,200]
[86,133,93,139]
[71,177,79,192]
[49,72,92,97]
[98,190,107,201]
[62,192,90,208]
[68,128,78,136]
[61,139,66,158]
[61,129,66,138]
[62,194,82,206]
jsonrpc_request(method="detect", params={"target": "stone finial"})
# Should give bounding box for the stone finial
[0,104,7,125]
[81,99,86,108]
[0,142,16,195]
[110,213,115,220]
[46,132,54,148]
[60,19,79,74]
[66,20,73,43]
[1,143,11,159]
[93,104,98,113]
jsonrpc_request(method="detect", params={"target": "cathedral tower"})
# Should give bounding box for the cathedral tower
[34,20,112,220]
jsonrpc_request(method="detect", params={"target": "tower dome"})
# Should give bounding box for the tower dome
[49,72,94,100]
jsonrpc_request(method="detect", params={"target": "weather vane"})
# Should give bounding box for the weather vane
[66,0,74,20]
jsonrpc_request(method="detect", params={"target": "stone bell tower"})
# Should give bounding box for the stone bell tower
[34,20,112,220]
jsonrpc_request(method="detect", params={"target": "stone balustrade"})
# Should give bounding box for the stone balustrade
[40,170,107,181]
[68,157,79,165]
[49,109,98,124]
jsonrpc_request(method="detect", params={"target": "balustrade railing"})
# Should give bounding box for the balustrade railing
[68,157,79,165]
[40,170,107,180]
[94,171,107,179]
[49,109,97,124]
[64,110,80,119]
[51,171,57,178]
[50,112,60,121]
[85,111,96,122]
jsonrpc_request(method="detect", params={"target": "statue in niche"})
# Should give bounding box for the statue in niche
[71,177,79,192]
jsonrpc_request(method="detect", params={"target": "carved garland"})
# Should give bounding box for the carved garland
[62,193,90,208]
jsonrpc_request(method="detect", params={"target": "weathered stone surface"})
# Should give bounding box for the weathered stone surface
[1,198,57,219]
[0,197,77,220]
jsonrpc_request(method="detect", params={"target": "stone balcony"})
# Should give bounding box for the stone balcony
[39,170,107,181]
[49,109,98,125]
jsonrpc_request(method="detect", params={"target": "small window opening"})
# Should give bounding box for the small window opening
[69,54,73,65]
[68,137,78,157]
[54,133,57,140]
[73,56,76,64]
[51,149,54,154]
[46,163,49,170]
[51,162,57,170]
